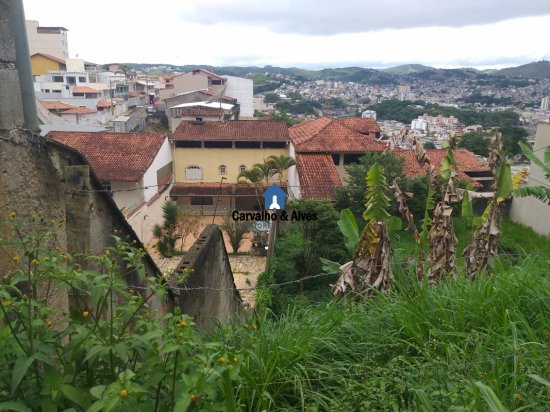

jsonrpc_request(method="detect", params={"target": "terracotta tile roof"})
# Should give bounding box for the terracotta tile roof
[296,153,343,200]
[72,86,100,94]
[398,149,489,184]
[96,100,113,108]
[40,101,76,110]
[289,116,386,153]
[179,106,224,117]
[60,107,97,115]
[47,132,167,181]
[338,117,381,133]
[31,53,66,64]
[293,148,487,201]
[172,120,289,141]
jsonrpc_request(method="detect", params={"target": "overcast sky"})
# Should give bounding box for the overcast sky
[23,0,550,69]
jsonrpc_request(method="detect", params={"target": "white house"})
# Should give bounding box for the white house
[47,131,173,243]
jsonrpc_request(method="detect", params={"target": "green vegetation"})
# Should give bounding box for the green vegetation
[458,127,528,157]
[263,92,280,103]
[0,216,237,411]
[335,151,429,219]
[369,99,520,128]
[2,210,550,410]
[251,211,550,410]
[275,100,320,116]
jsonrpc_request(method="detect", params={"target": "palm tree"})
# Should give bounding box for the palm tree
[251,161,276,186]
[266,155,297,185]
[237,167,264,209]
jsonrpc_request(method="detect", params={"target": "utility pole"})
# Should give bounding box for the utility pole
[212,176,227,224]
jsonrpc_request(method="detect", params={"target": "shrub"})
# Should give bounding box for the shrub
[0,215,240,411]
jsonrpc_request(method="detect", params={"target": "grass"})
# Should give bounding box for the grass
[214,259,550,411]
[208,218,550,411]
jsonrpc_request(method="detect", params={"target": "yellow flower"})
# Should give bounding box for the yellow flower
[219,357,226,364]
[229,365,234,370]
[9,211,16,218]
[12,256,20,264]
[233,357,238,363]
[179,321,188,327]
[62,255,68,262]
[31,259,39,266]
[190,393,198,402]
[252,322,257,330]
[43,256,49,261]
[47,320,53,327]
[82,310,90,318]
[2,299,12,307]
[120,388,128,397]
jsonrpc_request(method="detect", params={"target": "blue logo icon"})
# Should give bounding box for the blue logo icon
[262,184,287,210]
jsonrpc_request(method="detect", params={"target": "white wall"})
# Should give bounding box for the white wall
[127,187,172,244]
[224,76,254,118]
[25,20,69,59]
[111,180,144,214]
[287,142,301,199]
[510,122,550,236]
[142,137,173,201]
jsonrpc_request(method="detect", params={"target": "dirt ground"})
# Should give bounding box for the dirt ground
[147,216,265,307]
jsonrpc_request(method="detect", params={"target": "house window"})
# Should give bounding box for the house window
[263,141,286,149]
[102,181,112,192]
[175,141,201,148]
[185,165,202,180]
[204,141,232,148]
[331,154,340,165]
[52,76,63,82]
[195,117,203,122]
[191,196,213,205]
[239,165,246,172]
[210,79,223,85]
[343,154,362,165]
[219,165,227,175]
[66,76,76,84]
[78,76,86,82]
[235,141,260,149]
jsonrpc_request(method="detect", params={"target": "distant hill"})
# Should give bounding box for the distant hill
[382,64,435,74]
[125,61,550,84]
[495,61,550,79]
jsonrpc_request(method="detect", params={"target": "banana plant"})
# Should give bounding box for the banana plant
[332,163,394,298]
[462,131,512,277]
[427,140,461,283]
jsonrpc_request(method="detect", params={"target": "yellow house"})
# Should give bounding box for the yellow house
[170,120,290,211]
[31,53,66,76]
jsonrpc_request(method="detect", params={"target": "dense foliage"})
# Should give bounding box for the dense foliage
[2,212,550,410]
[334,151,429,220]
[369,99,520,127]
[458,127,528,157]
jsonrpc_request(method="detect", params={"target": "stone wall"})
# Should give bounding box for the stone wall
[170,225,242,330]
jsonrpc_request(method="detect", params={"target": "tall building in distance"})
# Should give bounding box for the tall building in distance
[361,110,377,120]
[541,97,550,111]
[25,20,69,59]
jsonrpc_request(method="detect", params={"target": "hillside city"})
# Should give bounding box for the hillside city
[2,4,550,410]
